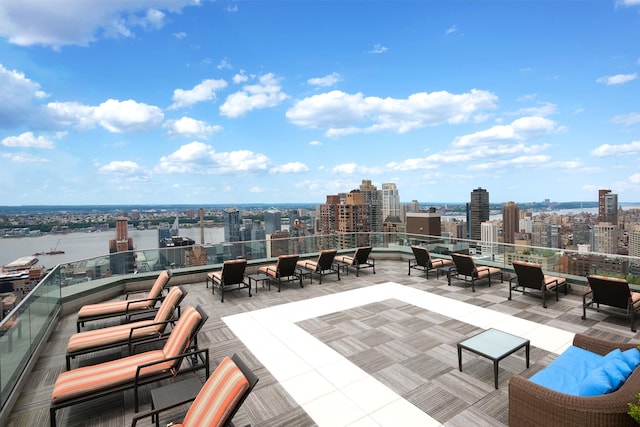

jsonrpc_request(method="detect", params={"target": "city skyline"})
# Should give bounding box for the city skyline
[1,1,640,206]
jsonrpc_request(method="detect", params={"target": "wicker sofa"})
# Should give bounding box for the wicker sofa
[509,333,640,426]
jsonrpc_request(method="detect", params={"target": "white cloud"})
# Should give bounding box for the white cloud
[596,73,638,85]
[232,71,249,84]
[445,25,458,35]
[1,152,49,162]
[98,160,143,174]
[169,79,228,110]
[1,132,55,149]
[93,99,164,133]
[0,64,49,128]
[164,116,222,138]
[308,72,342,87]
[369,43,388,54]
[270,162,309,174]
[173,31,187,39]
[590,141,640,157]
[217,58,232,70]
[220,73,288,118]
[0,0,202,48]
[452,116,560,147]
[155,141,271,174]
[611,113,640,126]
[286,89,497,136]
[309,140,322,146]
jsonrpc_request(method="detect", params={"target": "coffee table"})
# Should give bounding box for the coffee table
[248,272,271,293]
[457,328,530,389]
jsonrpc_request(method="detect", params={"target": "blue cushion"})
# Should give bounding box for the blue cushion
[578,350,632,396]
[622,348,640,371]
[530,346,603,395]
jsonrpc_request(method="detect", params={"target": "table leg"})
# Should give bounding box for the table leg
[494,360,499,389]
[526,342,530,368]
[457,345,462,371]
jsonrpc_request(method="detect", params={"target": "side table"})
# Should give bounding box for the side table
[150,376,203,427]
[248,273,271,293]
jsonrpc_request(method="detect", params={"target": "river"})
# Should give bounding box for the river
[0,227,225,268]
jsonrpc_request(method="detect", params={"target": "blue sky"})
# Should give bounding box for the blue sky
[1,0,639,206]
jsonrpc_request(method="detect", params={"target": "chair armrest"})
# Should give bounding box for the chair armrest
[131,396,196,426]
[135,348,210,382]
[509,276,518,285]
[128,320,174,353]
[125,288,165,300]
[124,295,165,313]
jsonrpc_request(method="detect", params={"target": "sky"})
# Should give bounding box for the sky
[0,0,640,207]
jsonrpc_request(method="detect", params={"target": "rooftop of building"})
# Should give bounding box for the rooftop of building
[6,256,639,427]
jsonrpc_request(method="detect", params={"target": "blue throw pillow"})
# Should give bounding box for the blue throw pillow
[622,348,640,371]
[579,351,632,396]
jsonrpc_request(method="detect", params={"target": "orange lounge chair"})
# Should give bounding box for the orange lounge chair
[76,270,172,332]
[334,246,375,277]
[131,353,259,427]
[583,275,640,331]
[509,260,567,308]
[65,285,187,370]
[258,254,301,292]
[206,259,250,302]
[450,253,502,292]
[408,245,453,278]
[50,305,209,427]
[297,249,340,284]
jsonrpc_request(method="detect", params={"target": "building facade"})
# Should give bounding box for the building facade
[468,187,489,241]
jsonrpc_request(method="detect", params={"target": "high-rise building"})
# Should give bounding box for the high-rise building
[468,187,489,241]
[502,201,519,245]
[381,183,401,221]
[592,222,618,254]
[598,189,618,225]
[223,207,242,243]
[264,208,282,235]
[532,218,560,249]
[108,216,135,274]
[481,221,499,256]
[406,208,442,237]
[359,179,383,233]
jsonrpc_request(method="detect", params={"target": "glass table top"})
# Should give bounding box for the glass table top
[458,328,529,359]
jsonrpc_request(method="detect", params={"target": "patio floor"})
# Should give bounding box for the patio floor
[7,258,639,426]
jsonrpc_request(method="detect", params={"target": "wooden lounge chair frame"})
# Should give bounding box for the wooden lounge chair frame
[407,245,453,278]
[449,253,502,292]
[50,305,210,427]
[509,260,567,308]
[206,259,251,302]
[508,333,640,427]
[258,254,302,292]
[76,270,172,332]
[297,249,340,284]
[335,246,375,277]
[65,286,187,370]
[583,274,640,332]
[130,353,259,427]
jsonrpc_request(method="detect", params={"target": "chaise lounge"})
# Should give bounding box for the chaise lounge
[76,270,172,332]
[450,253,502,292]
[509,260,567,308]
[50,305,210,427]
[131,353,259,427]
[206,258,251,302]
[408,245,453,279]
[65,285,187,370]
[334,246,375,277]
[583,274,640,332]
[258,254,302,292]
[297,249,340,284]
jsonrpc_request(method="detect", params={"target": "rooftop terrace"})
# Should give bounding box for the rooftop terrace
[5,255,639,427]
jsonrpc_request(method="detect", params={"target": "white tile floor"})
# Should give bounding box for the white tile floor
[223,282,575,427]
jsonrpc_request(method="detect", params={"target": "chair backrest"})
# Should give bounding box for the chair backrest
[220,259,247,285]
[411,246,430,268]
[162,305,208,361]
[353,247,372,266]
[451,253,477,276]
[152,285,187,330]
[512,261,546,290]
[182,353,259,427]
[147,270,172,301]
[587,275,632,309]
[316,249,337,270]
[275,254,300,276]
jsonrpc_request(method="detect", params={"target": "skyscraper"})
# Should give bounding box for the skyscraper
[381,182,401,221]
[598,189,618,225]
[502,201,519,245]
[223,207,242,243]
[468,187,489,241]
[263,208,282,235]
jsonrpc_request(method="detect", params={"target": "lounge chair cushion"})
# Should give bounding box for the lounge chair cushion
[475,267,501,279]
[178,356,250,427]
[258,264,278,279]
[67,319,158,353]
[543,275,566,289]
[334,255,353,264]
[52,350,169,403]
[430,259,453,268]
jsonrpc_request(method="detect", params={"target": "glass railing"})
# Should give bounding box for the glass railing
[1,231,639,415]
